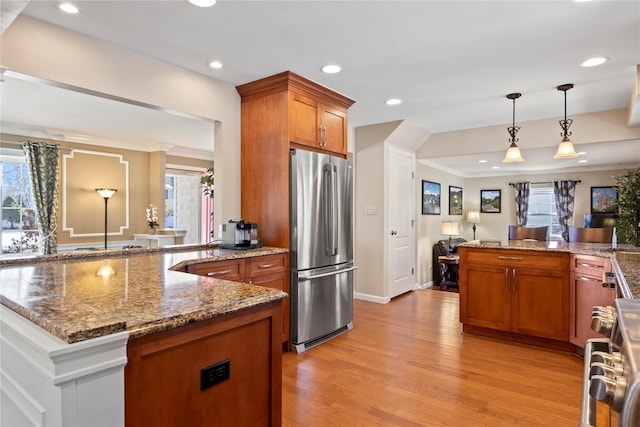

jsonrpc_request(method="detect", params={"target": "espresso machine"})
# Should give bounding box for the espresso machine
[220,220,261,249]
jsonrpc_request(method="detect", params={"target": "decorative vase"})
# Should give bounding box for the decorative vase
[149,226,156,235]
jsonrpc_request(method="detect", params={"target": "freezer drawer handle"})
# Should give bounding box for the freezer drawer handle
[298,266,358,281]
[208,270,232,276]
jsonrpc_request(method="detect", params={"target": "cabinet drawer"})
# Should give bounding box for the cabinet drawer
[187,259,245,280]
[462,249,566,270]
[246,254,287,279]
[570,254,611,277]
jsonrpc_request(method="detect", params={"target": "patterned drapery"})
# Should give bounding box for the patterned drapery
[553,180,579,241]
[22,141,61,254]
[513,182,530,226]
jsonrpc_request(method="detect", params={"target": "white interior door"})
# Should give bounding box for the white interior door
[388,147,416,298]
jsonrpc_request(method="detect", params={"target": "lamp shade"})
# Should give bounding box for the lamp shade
[503,142,525,163]
[553,137,578,159]
[95,188,117,199]
[440,221,459,236]
[466,210,481,224]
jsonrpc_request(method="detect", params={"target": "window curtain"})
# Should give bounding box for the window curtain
[553,180,579,241]
[22,141,61,255]
[513,182,530,226]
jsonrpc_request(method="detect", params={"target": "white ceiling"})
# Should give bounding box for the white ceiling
[1,0,639,175]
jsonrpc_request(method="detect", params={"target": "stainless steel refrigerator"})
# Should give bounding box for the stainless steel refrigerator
[290,149,356,353]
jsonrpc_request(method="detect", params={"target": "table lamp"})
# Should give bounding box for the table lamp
[440,221,460,257]
[466,210,481,240]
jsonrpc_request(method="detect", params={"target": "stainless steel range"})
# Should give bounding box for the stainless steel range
[581,299,640,426]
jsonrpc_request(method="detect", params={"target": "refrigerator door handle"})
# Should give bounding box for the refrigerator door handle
[331,164,338,256]
[298,266,358,281]
[322,164,332,256]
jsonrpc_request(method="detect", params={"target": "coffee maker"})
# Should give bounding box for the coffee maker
[220,220,261,249]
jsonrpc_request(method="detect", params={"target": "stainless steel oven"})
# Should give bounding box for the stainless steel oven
[580,299,640,426]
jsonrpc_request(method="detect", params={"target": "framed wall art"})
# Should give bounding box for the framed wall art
[449,186,463,215]
[480,189,501,213]
[422,180,441,215]
[591,186,618,213]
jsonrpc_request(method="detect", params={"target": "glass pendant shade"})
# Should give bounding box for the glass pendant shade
[503,142,525,163]
[553,136,578,159]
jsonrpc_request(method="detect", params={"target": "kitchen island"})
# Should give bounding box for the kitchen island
[458,240,639,351]
[0,245,288,427]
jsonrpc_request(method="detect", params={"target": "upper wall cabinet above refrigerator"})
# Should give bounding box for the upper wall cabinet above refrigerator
[237,71,355,158]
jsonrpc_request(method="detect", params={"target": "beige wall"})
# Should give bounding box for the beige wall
[1,16,241,238]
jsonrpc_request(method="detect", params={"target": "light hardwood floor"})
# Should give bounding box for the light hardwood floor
[282,289,585,427]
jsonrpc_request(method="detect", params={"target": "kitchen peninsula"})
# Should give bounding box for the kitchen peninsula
[0,245,288,427]
[458,241,639,352]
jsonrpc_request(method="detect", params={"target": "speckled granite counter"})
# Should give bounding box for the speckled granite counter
[459,240,640,299]
[0,246,289,343]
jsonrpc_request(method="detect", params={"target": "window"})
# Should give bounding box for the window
[526,185,561,238]
[165,169,206,245]
[1,155,40,254]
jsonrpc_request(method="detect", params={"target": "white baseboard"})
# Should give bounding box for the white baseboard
[354,292,391,304]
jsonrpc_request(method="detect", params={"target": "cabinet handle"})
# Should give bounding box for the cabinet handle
[207,270,231,276]
[512,269,517,292]
[578,262,599,269]
[505,269,509,292]
[259,263,276,269]
[322,125,327,146]
[498,256,524,261]
[578,276,601,282]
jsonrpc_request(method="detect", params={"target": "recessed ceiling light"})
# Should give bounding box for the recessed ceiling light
[58,2,79,14]
[208,60,223,69]
[321,64,341,74]
[578,159,588,163]
[187,0,216,7]
[478,159,488,163]
[385,98,402,106]
[580,57,607,67]
[491,166,500,169]
[577,151,587,156]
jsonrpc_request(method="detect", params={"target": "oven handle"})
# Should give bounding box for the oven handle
[580,338,611,427]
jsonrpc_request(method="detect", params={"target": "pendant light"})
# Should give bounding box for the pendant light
[502,92,524,163]
[553,83,578,159]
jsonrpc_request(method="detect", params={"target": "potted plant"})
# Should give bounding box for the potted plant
[615,168,640,246]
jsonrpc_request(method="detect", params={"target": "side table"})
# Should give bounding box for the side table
[437,255,460,291]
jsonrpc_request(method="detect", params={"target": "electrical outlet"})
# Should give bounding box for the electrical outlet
[201,359,230,391]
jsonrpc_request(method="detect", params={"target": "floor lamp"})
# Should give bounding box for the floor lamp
[95,188,117,249]
[466,210,481,240]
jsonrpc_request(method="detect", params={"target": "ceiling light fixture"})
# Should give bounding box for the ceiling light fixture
[385,98,402,106]
[502,92,524,163]
[321,64,341,74]
[187,0,216,7]
[554,83,579,159]
[208,60,223,69]
[58,2,79,14]
[580,57,607,67]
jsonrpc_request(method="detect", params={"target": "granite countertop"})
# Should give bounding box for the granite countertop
[0,246,289,344]
[458,240,640,299]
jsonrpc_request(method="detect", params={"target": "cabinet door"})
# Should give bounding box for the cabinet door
[187,259,245,281]
[512,267,569,341]
[290,92,320,148]
[569,272,615,347]
[321,105,347,155]
[460,264,510,331]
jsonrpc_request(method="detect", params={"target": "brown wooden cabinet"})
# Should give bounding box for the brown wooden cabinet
[459,248,570,343]
[236,71,355,250]
[290,92,349,155]
[125,301,283,427]
[569,253,615,347]
[187,253,289,345]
